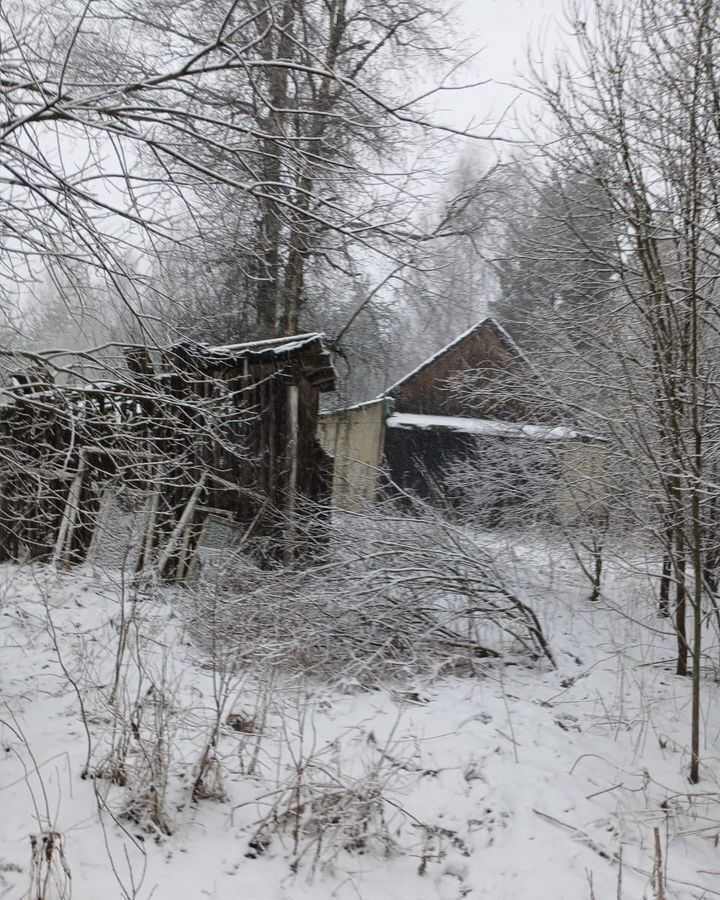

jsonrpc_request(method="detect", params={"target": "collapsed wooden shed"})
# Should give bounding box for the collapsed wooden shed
[0,333,335,577]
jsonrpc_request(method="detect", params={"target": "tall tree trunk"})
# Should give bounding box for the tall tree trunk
[659,550,672,617]
[675,539,688,677]
[254,0,296,335]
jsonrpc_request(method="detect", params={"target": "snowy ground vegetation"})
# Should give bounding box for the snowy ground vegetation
[2,524,719,900]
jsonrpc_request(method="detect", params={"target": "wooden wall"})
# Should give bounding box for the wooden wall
[390,319,560,424]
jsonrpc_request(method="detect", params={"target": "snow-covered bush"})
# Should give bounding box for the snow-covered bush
[73,589,181,838]
[248,749,400,874]
[27,831,72,900]
[180,504,554,686]
[244,703,418,877]
[118,681,176,837]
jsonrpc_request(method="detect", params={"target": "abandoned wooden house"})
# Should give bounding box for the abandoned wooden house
[318,317,604,522]
[0,333,335,577]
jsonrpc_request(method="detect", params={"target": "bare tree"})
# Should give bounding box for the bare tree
[504,0,720,784]
[1,0,497,350]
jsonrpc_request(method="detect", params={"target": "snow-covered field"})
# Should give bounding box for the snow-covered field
[1,542,719,900]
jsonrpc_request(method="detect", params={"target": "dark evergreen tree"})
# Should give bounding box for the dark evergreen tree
[489,165,619,354]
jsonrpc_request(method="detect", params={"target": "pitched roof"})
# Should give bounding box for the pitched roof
[380,316,529,399]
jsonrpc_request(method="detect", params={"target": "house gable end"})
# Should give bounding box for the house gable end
[387,317,546,422]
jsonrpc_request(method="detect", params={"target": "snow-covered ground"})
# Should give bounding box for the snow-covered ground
[1,543,719,900]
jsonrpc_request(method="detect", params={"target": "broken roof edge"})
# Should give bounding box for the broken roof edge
[378,316,531,400]
[1,333,338,398]
[172,332,336,392]
[205,332,325,355]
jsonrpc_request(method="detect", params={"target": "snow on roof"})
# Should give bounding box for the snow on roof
[205,332,324,356]
[386,413,597,442]
[178,332,336,391]
[379,317,528,399]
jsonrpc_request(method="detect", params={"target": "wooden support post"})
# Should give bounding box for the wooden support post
[283,383,299,565]
[137,485,160,574]
[175,504,196,581]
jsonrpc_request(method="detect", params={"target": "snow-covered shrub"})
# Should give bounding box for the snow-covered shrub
[27,831,71,900]
[82,596,180,837]
[119,682,176,837]
[180,504,554,686]
[190,639,244,802]
[248,759,398,874]
[245,713,410,877]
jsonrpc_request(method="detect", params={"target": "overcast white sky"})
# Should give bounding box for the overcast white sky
[437,0,568,133]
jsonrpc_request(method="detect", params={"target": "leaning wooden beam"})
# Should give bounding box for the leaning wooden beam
[156,473,207,577]
[205,471,265,503]
[53,451,87,567]
[137,478,161,574]
[174,506,197,582]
